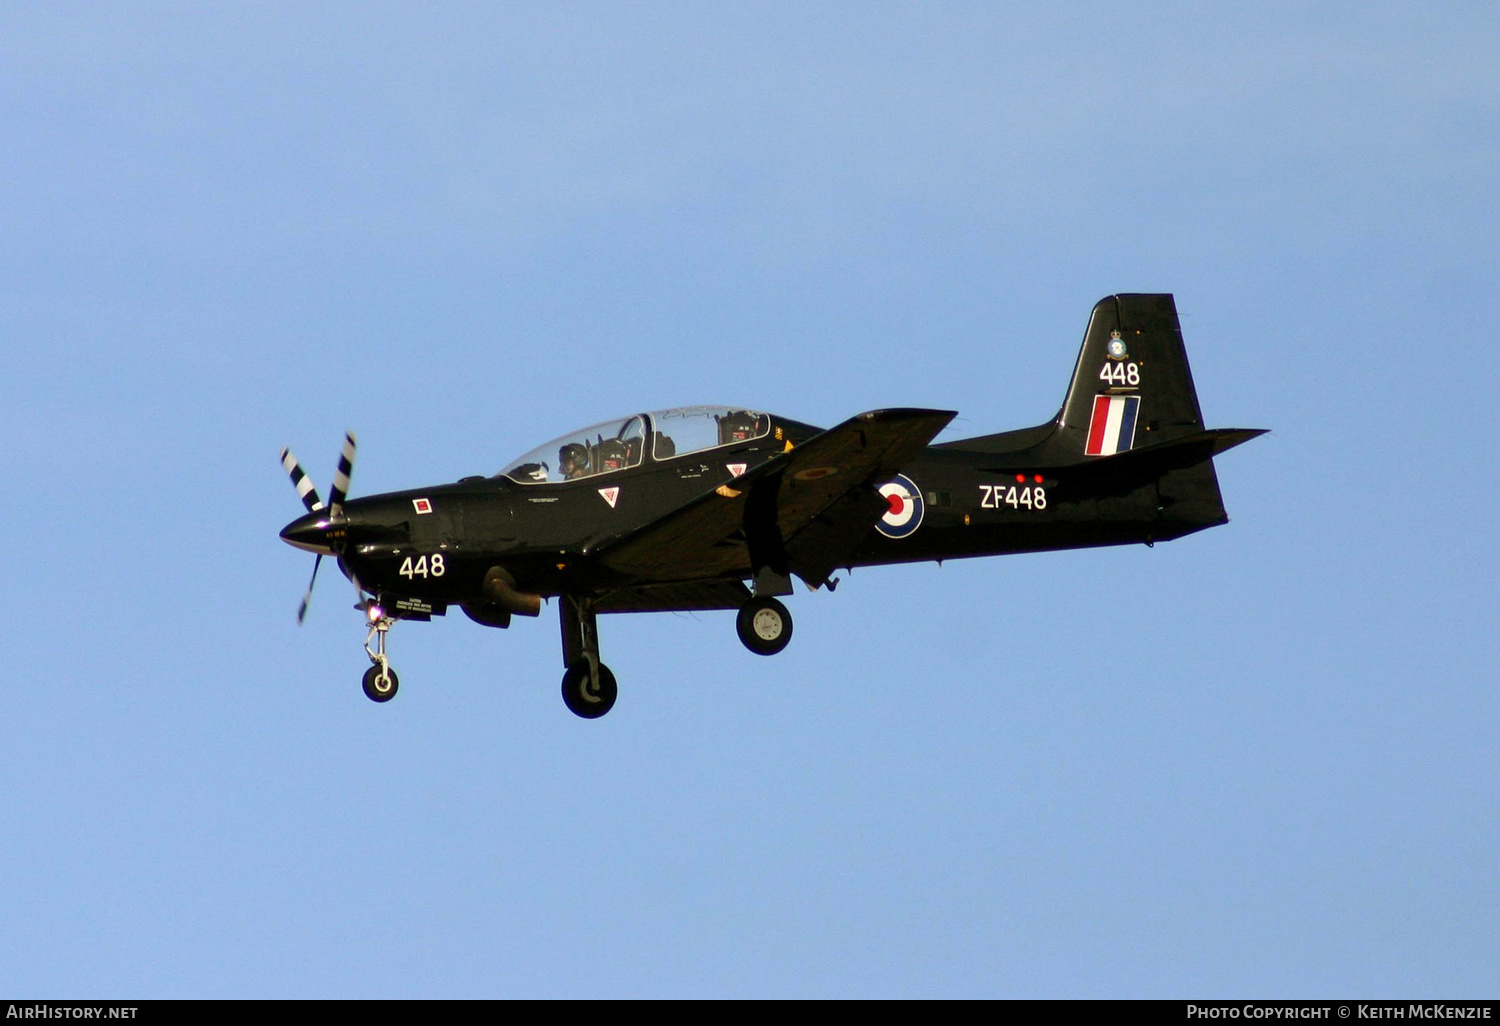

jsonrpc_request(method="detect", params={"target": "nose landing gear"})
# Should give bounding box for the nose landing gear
[361,607,399,703]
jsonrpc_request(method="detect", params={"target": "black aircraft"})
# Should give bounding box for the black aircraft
[280,294,1264,718]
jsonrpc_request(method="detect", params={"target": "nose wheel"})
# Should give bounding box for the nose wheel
[361,608,399,703]
[362,663,399,702]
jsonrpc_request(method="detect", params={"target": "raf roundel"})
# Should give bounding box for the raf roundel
[875,474,924,539]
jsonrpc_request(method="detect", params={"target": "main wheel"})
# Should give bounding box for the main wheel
[737,597,793,656]
[362,663,399,703]
[561,660,618,719]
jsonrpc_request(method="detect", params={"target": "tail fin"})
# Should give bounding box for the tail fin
[1057,293,1205,457]
[1051,294,1266,535]
[940,292,1259,474]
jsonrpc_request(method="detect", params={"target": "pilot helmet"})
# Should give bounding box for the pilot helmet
[560,442,589,476]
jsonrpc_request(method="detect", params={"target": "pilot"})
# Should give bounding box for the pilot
[560,443,590,480]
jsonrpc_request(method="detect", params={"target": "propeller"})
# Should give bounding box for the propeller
[279,432,357,623]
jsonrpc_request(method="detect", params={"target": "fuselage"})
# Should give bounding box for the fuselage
[279,404,1221,619]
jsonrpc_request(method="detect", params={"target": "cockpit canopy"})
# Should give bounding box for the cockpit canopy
[499,406,771,484]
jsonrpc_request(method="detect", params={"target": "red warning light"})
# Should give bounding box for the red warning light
[1033,475,1044,484]
[1015,474,1025,483]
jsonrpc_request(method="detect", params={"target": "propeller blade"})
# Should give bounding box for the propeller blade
[297,553,323,624]
[327,431,357,517]
[280,447,326,513]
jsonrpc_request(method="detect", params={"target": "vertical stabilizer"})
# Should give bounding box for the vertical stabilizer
[1056,294,1206,456]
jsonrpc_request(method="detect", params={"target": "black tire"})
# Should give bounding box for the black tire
[362,664,399,703]
[736,597,793,656]
[561,660,617,719]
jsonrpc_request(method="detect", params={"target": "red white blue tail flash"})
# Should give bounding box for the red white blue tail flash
[1084,395,1140,456]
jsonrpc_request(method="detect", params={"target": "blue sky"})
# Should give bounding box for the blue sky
[3,2,1497,997]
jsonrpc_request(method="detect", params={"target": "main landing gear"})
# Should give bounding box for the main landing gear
[559,595,617,719]
[361,607,399,703]
[351,590,796,715]
[737,596,793,656]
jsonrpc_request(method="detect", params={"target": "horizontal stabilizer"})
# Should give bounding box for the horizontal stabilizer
[987,427,1266,500]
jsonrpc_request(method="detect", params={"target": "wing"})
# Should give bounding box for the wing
[594,408,956,588]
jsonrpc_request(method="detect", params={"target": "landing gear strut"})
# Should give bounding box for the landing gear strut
[361,608,399,702]
[737,596,793,656]
[559,595,617,718]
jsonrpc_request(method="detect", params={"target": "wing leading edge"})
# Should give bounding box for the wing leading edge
[594,408,956,588]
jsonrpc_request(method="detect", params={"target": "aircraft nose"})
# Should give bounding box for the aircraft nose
[280,512,335,554]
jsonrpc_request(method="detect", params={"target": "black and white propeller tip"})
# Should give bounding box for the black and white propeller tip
[280,446,325,514]
[327,430,356,517]
[279,431,358,623]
